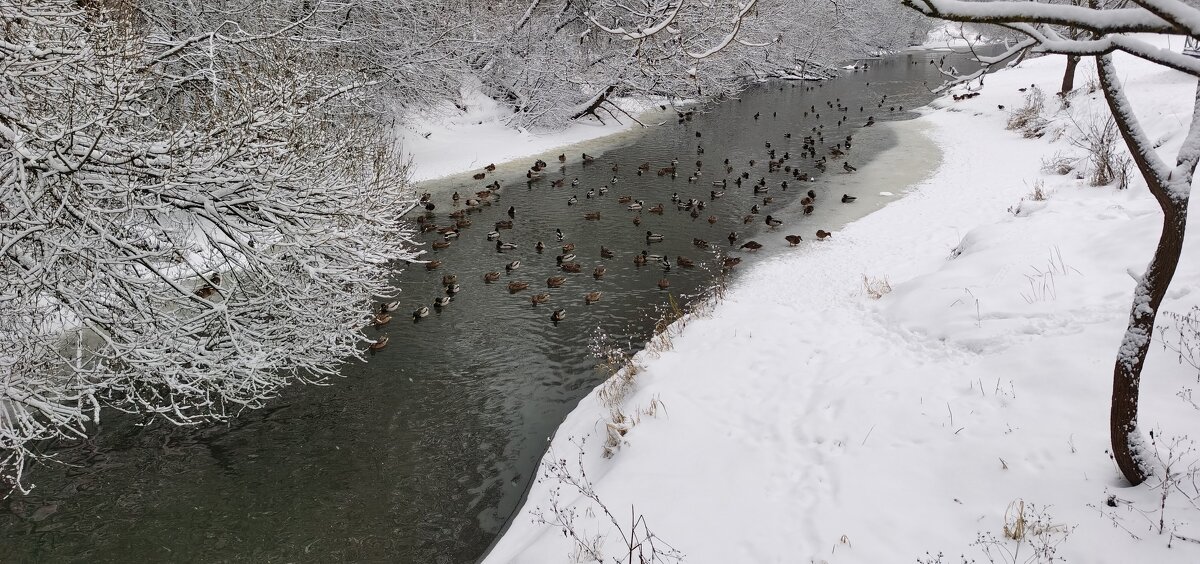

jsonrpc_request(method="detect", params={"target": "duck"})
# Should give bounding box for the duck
[618,195,633,204]
[727,231,738,245]
[551,308,567,322]
[434,296,452,308]
[598,185,608,195]
[593,266,607,279]
[648,203,665,214]
[484,271,501,283]
[765,215,783,229]
[627,200,644,211]
[555,228,565,242]
[586,188,595,199]
[561,242,576,253]
[742,215,755,225]
[657,278,671,290]
[571,178,580,187]
[843,162,857,172]
[431,240,451,250]
[413,306,430,320]
[740,240,763,251]
[582,153,595,162]
[693,238,709,248]
[642,250,665,261]
[536,241,546,253]
[660,256,672,271]
[710,190,724,199]
[369,335,390,351]
[785,235,803,246]
[446,284,462,295]
[841,194,857,203]
[560,262,583,273]
[632,215,642,226]
[557,253,577,264]
[584,212,601,220]
[547,276,567,288]
[495,220,514,230]
[505,260,521,272]
[645,231,664,243]
[816,230,832,240]
[558,153,567,163]
[807,189,817,199]
[676,256,695,267]
[496,240,518,252]
[722,257,742,270]
[381,300,400,313]
[585,291,603,304]
[600,246,615,259]
[442,230,459,240]
[707,215,718,225]
[425,260,442,271]
[531,292,551,305]
[508,205,516,217]
[373,313,392,327]
[567,195,578,206]
[441,274,458,286]
[633,253,648,266]
[507,281,529,293]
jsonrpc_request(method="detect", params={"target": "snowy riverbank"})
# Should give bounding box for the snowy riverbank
[483,37,1200,563]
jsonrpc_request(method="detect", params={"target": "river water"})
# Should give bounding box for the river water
[0,49,986,563]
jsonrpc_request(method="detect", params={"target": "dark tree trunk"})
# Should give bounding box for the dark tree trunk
[1097,54,1198,486]
[1060,55,1080,97]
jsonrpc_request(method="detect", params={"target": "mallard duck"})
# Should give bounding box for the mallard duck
[785,235,803,246]
[455,218,472,229]
[711,190,724,199]
[633,253,647,266]
[434,296,451,308]
[381,300,400,313]
[413,306,430,320]
[707,215,718,225]
[425,260,442,271]
[740,241,763,251]
[816,230,832,240]
[600,246,615,259]
[441,274,458,286]
[369,335,389,351]
[556,228,565,242]
[557,253,577,264]
[508,205,516,217]
[693,238,709,248]
[496,240,518,251]
[431,240,451,250]
[567,195,578,206]
[484,271,501,282]
[535,241,546,253]
[560,262,582,273]
[586,188,595,199]
[843,162,857,172]
[657,278,671,290]
[495,220,514,230]
[551,308,567,322]
[676,256,695,267]
[531,292,551,305]
[727,231,738,245]
[742,215,755,225]
[648,203,664,215]
[632,215,642,226]
[618,195,633,204]
[585,291,602,304]
[582,153,595,162]
[473,172,486,180]
[562,243,576,253]
[598,185,608,195]
[374,313,392,327]
[807,189,817,199]
[547,276,567,288]
[642,250,664,261]
[584,212,601,220]
[804,205,815,215]
[485,163,496,172]
[593,266,606,279]
[750,204,761,215]
[442,230,459,240]
[627,200,644,211]
[659,256,672,271]
[507,281,529,293]
[558,153,567,163]
[801,196,813,206]
[765,215,783,229]
[505,260,521,272]
[487,231,500,241]
[645,231,664,243]
[722,257,742,270]
[571,178,580,187]
[446,284,462,295]
[842,194,857,203]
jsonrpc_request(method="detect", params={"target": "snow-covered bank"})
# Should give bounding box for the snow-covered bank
[485,38,1200,563]
[397,82,676,183]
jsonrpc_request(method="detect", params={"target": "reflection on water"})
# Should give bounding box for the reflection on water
[0,49,986,563]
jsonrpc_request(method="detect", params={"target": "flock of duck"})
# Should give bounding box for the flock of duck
[366,88,900,350]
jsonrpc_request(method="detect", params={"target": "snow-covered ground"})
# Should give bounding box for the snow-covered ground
[483,38,1200,563]
[918,21,999,50]
[397,78,675,183]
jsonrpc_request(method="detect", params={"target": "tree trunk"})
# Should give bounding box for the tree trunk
[1060,55,1080,98]
[1097,54,1199,485]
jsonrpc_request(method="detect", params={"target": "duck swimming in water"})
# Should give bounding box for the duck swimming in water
[645,231,664,243]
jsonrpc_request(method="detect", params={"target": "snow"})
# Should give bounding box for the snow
[397,78,673,184]
[483,37,1200,563]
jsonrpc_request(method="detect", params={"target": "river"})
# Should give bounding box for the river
[0,48,987,563]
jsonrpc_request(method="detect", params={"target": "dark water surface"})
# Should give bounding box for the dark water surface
[0,49,985,563]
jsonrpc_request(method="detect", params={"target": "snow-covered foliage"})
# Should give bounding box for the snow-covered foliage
[0,0,417,492]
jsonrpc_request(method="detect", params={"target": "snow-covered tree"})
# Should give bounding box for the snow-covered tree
[0,0,418,492]
[901,0,1200,486]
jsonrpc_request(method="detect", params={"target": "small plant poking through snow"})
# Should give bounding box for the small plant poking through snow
[972,500,1074,563]
[1020,246,1079,304]
[1069,114,1131,188]
[1040,153,1076,176]
[1006,86,1047,138]
[862,275,893,299]
[533,438,684,564]
[1157,306,1200,381]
